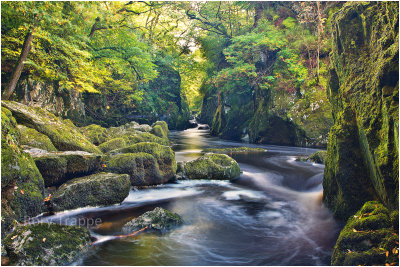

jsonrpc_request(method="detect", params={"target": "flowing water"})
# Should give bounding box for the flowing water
[37,124,340,265]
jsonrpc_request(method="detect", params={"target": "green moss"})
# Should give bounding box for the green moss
[112,142,177,180]
[18,125,57,151]
[98,137,127,153]
[2,101,101,154]
[331,201,399,266]
[79,124,109,145]
[4,223,91,265]
[210,105,224,136]
[52,172,130,212]
[1,107,22,188]
[202,147,267,153]
[151,125,167,139]
[33,151,102,187]
[1,109,45,238]
[184,153,241,180]
[151,121,169,138]
[390,210,399,233]
[10,179,44,222]
[105,153,163,186]
[123,132,170,146]
[324,2,399,220]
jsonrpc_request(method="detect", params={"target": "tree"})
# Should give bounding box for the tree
[2,27,35,100]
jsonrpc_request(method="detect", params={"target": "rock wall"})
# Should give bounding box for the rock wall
[200,82,308,146]
[13,77,86,125]
[323,2,399,220]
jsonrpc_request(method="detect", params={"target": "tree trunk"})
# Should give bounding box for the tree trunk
[2,28,35,100]
[316,1,321,85]
[252,2,264,29]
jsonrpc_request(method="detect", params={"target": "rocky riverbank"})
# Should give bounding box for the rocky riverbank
[1,100,242,265]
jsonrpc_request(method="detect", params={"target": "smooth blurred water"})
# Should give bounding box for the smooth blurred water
[37,125,340,265]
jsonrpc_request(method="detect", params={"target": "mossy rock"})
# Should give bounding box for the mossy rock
[122,131,170,146]
[130,123,152,132]
[10,171,44,222]
[17,125,57,152]
[202,147,267,153]
[79,124,109,145]
[1,107,22,188]
[52,172,130,212]
[122,207,183,234]
[151,122,169,140]
[31,151,103,187]
[324,2,399,220]
[2,101,101,154]
[331,201,399,266]
[176,162,185,174]
[111,142,177,181]
[307,151,327,164]
[1,108,45,237]
[183,153,241,180]
[4,223,91,265]
[98,137,127,153]
[105,153,164,186]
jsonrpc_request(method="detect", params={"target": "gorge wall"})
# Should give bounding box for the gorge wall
[7,60,190,130]
[323,2,399,220]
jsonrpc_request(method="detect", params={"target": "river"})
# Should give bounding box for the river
[37,124,340,265]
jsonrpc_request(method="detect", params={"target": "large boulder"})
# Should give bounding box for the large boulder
[105,153,164,186]
[183,153,241,180]
[2,101,101,154]
[1,107,45,238]
[4,223,91,265]
[80,122,169,149]
[79,124,109,145]
[28,150,102,187]
[122,207,183,234]
[18,125,57,151]
[131,123,152,132]
[112,142,177,181]
[98,132,169,153]
[323,2,399,219]
[98,137,127,153]
[331,201,398,266]
[51,172,130,212]
[124,131,170,146]
[151,121,169,139]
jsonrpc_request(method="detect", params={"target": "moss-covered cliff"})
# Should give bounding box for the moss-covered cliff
[1,108,45,238]
[323,2,399,220]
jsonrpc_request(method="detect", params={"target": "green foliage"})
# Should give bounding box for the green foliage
[282,17,297,29]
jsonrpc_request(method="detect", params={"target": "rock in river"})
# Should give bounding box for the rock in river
[111,142,177,182]
[51,172,130,212]
[184,153,241,180]
[105,153,163,186]
[307,151,327,164]
[28,150,102,187]
[122,207,183,234]
[3,223,91,266]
